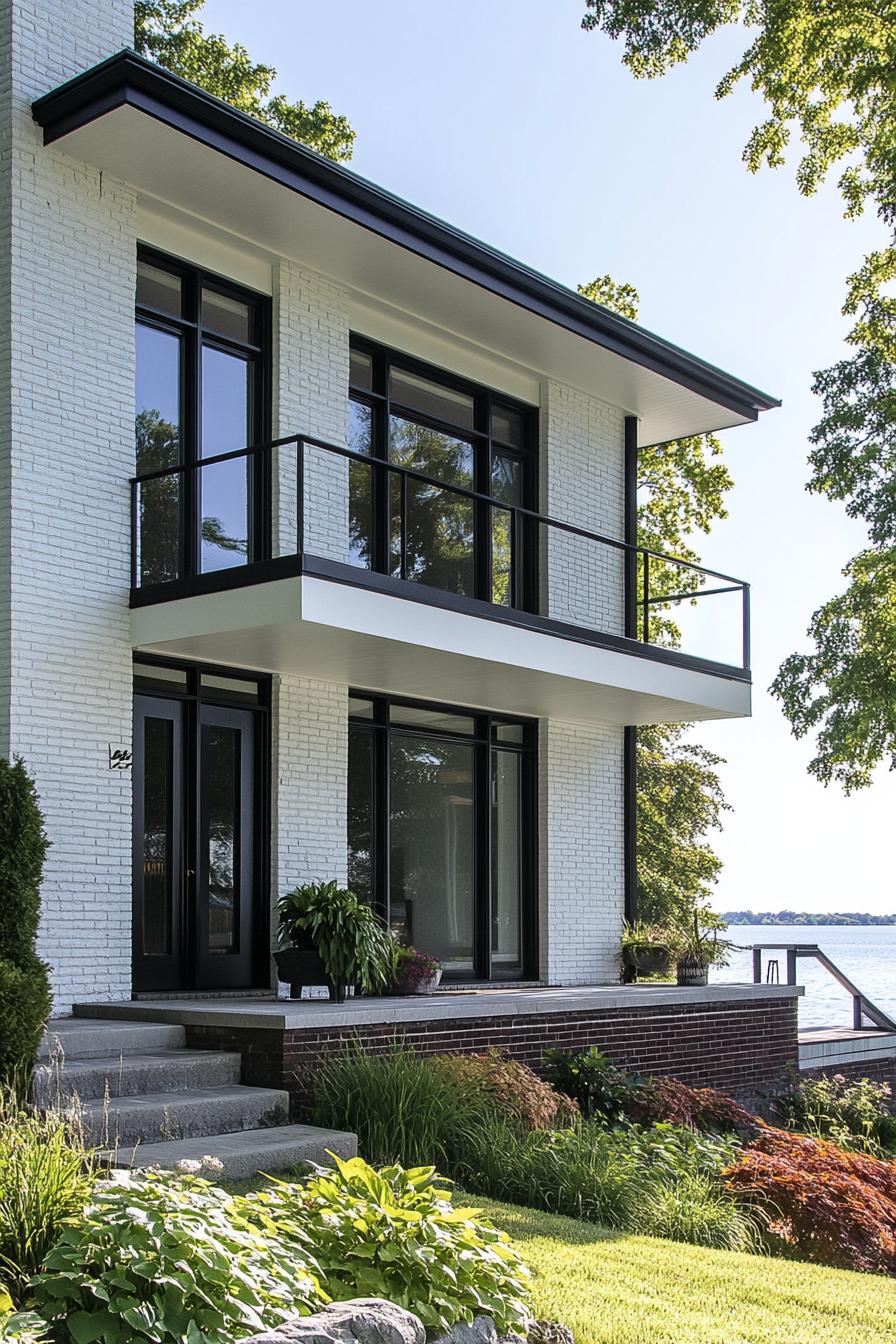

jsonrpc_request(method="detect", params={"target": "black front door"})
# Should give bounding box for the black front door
[133,693,259,992]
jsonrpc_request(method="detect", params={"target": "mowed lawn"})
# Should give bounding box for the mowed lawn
[477,1198,896,1344]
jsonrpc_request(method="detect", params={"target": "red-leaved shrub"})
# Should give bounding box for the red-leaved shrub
[628,1076,756,1134]
[433,1051,579,1130]
[725,1126,896,1274]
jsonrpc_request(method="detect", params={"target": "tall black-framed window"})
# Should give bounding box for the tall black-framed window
[347,338,538,610]
[135,248,271,587]
[348,692,537,982]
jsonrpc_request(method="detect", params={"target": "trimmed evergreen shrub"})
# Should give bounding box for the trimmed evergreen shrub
[0,758,51,1088]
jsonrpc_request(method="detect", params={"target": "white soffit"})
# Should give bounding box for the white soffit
[57,104,753,443]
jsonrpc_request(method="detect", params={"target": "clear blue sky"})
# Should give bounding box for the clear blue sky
[202,0,894,915]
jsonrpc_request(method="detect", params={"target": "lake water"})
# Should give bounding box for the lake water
[712,924,896,1030]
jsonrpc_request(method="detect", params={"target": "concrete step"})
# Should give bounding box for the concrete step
[40,1019,186,1061]
[75,1084,290,1147]
[32,1050,242,1106]
[102,1122,358,1180]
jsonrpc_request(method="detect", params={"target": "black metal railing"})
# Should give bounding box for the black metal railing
[130,432,751,671]
[752,943,896,1032]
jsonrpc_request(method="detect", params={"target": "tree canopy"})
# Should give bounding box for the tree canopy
[581,1,896,793]
[134,2,355,161]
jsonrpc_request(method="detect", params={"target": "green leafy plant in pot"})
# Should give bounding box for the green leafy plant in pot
[276,881,392,1002]
[620,921,674,981]
[673,913,731,987]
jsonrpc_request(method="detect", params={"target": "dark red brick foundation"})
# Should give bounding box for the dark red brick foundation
[184,994,799,1117]
[801,1055,896,1095]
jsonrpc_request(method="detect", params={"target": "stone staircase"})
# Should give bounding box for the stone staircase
[35,1018,356,1180]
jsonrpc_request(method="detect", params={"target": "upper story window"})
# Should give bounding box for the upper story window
[135,249,271,587]
[347,339,537,609]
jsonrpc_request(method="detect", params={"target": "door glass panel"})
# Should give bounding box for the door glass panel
[492,749,523,974]
[205,725,240,954]
[202,288,252,344]
[136,323,182,585]
[389,417,474,595]
[137,262,182,317]
[201,346,251,572]
[348,725,375,907]
[142,717,173,956]
[390,368,475,431]
[390,734,475,972]
[491,452,523,607]
[491,405,525,449]
[348,399,374,569]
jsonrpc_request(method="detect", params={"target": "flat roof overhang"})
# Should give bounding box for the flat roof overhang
[130,570,751,725]
[33,52,780,446]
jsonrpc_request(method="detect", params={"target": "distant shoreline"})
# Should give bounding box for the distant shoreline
[721,911,896,926]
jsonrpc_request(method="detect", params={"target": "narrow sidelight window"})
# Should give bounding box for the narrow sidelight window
[347,339,537,610]
[135,250,270,587]
[347,694,536,981]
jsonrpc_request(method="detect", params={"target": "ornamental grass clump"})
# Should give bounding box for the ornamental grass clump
[34,1168,325,1344]
[0,1093,94,1305]
[239,1155,532,1337]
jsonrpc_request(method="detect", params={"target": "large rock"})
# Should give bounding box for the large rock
[240,1299,425,1344]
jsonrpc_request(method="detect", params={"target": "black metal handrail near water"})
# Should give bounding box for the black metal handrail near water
[752,943,896,1032]
[130,432,752,671]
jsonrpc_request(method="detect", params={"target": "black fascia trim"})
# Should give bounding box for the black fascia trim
[34,51,780,426]
[130,554,301,608]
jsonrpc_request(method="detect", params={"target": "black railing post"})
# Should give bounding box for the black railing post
[400,473,409,581]
[742,583,751,671]
[853,995,864,1030]
[130,479,138,589]
[641,552,650,643]
[624,415,639,640]
[752,947,762,983]
[296,437,305,555]
[786,948,797,985]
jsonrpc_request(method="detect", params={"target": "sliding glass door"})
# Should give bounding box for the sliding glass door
[347,694,536,981]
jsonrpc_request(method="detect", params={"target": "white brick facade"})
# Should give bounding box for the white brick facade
[0,0,136,1012]
[539,720,625,984]
[0,0,635,1005]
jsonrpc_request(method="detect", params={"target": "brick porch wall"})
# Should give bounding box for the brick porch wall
[801,1056,896,1094]
[184,995,799,1117]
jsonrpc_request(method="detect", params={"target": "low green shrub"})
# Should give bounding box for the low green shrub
[34,1169,324,1344]
[311,1047,497,1168]
[541,1047,644,1123]
[0,960,52,1099]
[0,1094,93,1304]
[775,1074,896,1155]
[240,1155,531,1336]
[434,1052,579,1131]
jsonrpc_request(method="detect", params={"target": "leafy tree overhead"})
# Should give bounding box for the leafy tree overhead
[580,276,732,926]
[580,1,896,793]
[134,2,355,162]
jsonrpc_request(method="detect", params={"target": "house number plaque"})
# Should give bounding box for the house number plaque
[108,745,132,771]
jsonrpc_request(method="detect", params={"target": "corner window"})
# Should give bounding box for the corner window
[347,339,537,610]
[348,694,536,981]
[135,250,271,587]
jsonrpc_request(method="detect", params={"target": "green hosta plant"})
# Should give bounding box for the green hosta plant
[277,881,392,993]
[239,1155,532,1336]
[34,1169,325,1344]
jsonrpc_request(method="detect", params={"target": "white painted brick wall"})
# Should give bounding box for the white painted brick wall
[270,675,348,983]
[272,259,350,561]
[540,379,625,634]
[539,718,624,984]
[0,0,136,1012]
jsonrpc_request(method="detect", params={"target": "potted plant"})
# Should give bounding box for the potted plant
[275,881,392,1002]
[393,946,443,995]
[620,921,674,981]
[673,913,732,987]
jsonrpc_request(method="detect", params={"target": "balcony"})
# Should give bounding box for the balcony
[129,436,751,724]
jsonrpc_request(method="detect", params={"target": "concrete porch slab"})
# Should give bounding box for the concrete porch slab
[74,981,803,1031]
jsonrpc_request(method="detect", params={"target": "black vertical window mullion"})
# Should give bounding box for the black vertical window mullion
[186,269,202,578]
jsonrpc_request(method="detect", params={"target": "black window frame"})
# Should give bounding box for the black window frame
[348,336,539,611]
[348,690,538,983]
[135,246,273,583]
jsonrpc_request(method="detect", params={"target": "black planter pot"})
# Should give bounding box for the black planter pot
[274,940,346,1002]
[676,957,709,987]
[623,945,673,979]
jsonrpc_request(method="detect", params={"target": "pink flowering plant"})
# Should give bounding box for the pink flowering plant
[776,1072,896,1156]
[394,946,442,993]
